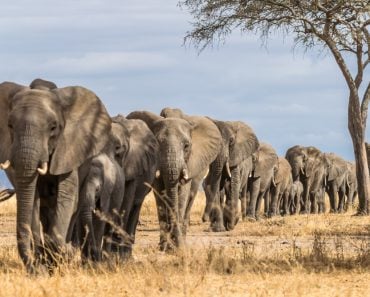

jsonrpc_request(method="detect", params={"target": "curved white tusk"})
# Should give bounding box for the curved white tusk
[300,167,305,175]
[0,160,11,170]
[225,161,232,178]
[182,168,189,181]
[155,170,161,178]
[37,162,48,175]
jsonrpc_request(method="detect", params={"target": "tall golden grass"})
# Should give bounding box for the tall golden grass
[0,191,369,296]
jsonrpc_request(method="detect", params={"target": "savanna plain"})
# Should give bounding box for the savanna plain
[0,191,370,297]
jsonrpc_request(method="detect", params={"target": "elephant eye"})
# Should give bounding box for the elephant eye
[229,137,235,146]
[8,123,13,129]
[184,142,190,151]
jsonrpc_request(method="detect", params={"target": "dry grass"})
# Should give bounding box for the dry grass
[0,191,370,296]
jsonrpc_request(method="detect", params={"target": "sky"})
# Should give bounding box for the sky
[0,0,369,187]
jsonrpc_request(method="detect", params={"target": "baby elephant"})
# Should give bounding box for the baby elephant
[289,180,303,215]
[79,154,126,261]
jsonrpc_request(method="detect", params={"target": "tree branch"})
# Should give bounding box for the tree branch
[361,82,370,129]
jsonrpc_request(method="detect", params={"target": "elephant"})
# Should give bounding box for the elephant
[160,109,259,231]
[244,143,279,221]
[0,80,111,272]
[201,119,259,231]
[344,161,357,211]
[289,180,304,214]
[78,153,125,261]
[111,115,159,257]
[324,153,349,213]
[285,146,327,214]
[270,157,293,217]
[77,121,130,261]
[126,110,222,251]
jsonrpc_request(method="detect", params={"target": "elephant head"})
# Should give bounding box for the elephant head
[127,110,221,248]
[0,81,111,268]
[112,114,159,182]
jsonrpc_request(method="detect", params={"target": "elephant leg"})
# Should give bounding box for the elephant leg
[46,170,79,262]
[328,184,338,213]
[282,192,289,216]
[255,192,264,221]
[269,185,280,217]
[263,190,270,218]
[246,177,260,221]
[152,178,170,251]
[338,189,345,213]
[31,195,43,264]
[302,179,311,214]
[183,176,203,234]
[345,188,354,212]
[240,185,247,220]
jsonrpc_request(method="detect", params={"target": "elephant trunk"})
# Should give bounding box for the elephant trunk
[224,165,240,230]
[15,176,38,272]
[160,146,184,248]
[80,182,100,261]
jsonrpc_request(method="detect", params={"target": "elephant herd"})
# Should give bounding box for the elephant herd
[0,79,360,273]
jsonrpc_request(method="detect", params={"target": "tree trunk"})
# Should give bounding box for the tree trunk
[348,92,370,215]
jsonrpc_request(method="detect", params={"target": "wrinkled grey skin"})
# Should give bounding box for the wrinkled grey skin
[201,119,259,231]
[77,122,130,261]
[344,161,357,211]
[79,153,125,261]
[324,153,349,213]
[112,115,158,257]
[0,80,111,272]
[127,110,222,251]
[289,180,304,214]
[270,157,293,217]
[285,146,328,214]
[245,143,279,221]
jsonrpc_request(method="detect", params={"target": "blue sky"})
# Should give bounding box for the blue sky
[0,1,368,187]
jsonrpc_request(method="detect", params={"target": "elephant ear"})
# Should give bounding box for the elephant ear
[126,110,162,131]
[113,116,159,180]
[49,86,112,175]
[327,154,347,181]
[0,82,25,163]
[254,143,278,177]
[228,121,259,168]
[187,116,222,178]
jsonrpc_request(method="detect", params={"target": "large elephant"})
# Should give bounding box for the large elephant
[201,119,259,231]
[270,157,293,217]
[324,153,349,213]
[160,109,259,231]
[245,143,279,220]
[285,146,327,214]
[0,81,111,272]
[127,110,222,250]
[111,115,159,257]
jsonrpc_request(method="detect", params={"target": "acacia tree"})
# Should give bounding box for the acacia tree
[180,0,370,214]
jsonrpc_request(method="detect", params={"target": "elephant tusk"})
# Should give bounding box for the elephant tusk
[272,177,276,187]
[300,167,305,175]
[182,168,189,181]
[180,168,191,185]
[225,161,231,178]
[0,160,11,170]
[155,170,161,178]
[37,162,48,175]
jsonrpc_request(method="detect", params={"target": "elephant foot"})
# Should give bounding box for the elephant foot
[353,210,368,216]
[244,215,257,222]
[329,209,337,214]
[208,223,225,232]
[202,213,210,223]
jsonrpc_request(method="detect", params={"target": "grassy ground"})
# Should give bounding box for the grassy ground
[0,191,370,296]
